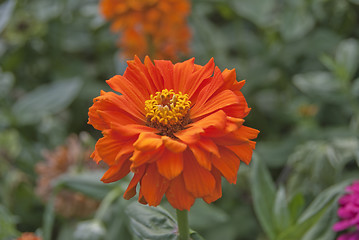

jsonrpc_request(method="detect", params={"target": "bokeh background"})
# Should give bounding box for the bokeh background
[1,0,359,239]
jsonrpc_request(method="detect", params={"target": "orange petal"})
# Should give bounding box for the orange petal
[88,91,144,131]
[173,58,195,92]
[188,144,212,170]
[187,58,215,99]
[232,79,246,91]
[115,144,134,161]
[175,110,227,144]
[138,189,147,205]
[123,166,146,200]
[174,126,204,145]
[194,110,227,130]
[194,67,224,109]
[191,90,239,119]
[96,110,140,127]
[124,56,157,97]
[156,151,183,180]
[101,157,132,183]
[91,147,102,164]
[155,60,174,90]
[144,56,163,91]
[95,134,132,166]
[161,136,187,153]
[222,104,251,119]
[212,146,240,184]
[227,141,256,165]
[166,175,195,211]
[222,90,251,118]
[221,68,237,90]
[140,163,170,206]
[111,123,156,138]
[130,147,164,169]
[203,167,222,204]
[133,132,163,152]
[224,116,245,133]
[194,110,228,138]
[236,126,260,140]
[182,151,215,197]
[106,75,146,114]
[197,137,220,158]
[214,125,259,146]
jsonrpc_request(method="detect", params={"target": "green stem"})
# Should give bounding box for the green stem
[95,186,122,221]
[176,209,189,240]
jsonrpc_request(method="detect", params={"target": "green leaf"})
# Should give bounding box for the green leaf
[273,185,291,232]
[94,186,123,221]
[125,202,177,240]
[298,179,351,222]
[0,204,19,240]
[335,38,359,81]
[301,202,337,240]
[0,129,20,158]
[105,198,132,240]
[352,78,359,97]
[250,156,276,240]
[231,0,276,27]
[189,230,205,240]
[320,54,337,73]
[277,180,353,240]
[43,194,55,240]
[0,70,14,98]
[73,220,106,240]
[12,78,82,125]
[277,206,328,240]
[256,139,298,168]
[53,171,113,200]
[0,0,16,33]
[279,7,315,41]
[288,193,305,223]
[57,223,77,240]
[188,200,228,230]
[293,72,340,101]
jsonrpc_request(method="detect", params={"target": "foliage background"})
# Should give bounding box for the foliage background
[0,0,359,239]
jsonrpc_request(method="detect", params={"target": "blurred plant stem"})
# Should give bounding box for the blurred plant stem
[342,78,359,132]
[94,185,123,221]
[176,209,189,240]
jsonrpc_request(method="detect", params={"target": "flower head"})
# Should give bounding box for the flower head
[88,57,259,210]
[333,181,359,240]
[100,0,191,60]
[36,134,100,218]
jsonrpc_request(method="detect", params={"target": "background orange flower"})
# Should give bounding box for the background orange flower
[16,233,42,240]
[35,134,100,218]
[88,57,259,210]
[100,0,191,61]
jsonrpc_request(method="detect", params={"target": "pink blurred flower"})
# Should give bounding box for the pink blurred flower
[333,181,359,240]
[338,232,359,240]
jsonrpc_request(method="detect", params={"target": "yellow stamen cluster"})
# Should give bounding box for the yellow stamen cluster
[145,89,191,136]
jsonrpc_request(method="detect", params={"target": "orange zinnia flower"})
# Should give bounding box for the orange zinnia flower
[88,57,259,210]
[100,0,191,61]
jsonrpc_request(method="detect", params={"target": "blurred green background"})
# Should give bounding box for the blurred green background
[1,0,359,239]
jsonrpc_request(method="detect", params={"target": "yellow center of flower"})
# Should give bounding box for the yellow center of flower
[145,89,191,137]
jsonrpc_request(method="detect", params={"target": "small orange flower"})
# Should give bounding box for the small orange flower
[100,0,191,61]
[17,233,42,240]
[36,134,100,218]
[88,57,259,210]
